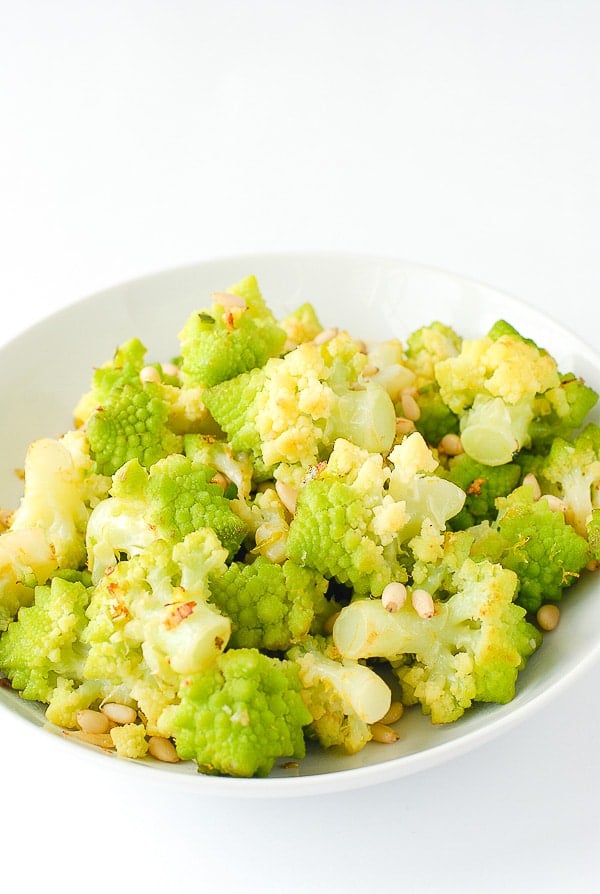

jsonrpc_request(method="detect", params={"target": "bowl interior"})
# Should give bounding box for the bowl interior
[1,252,599,796]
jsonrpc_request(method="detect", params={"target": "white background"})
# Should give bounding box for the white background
[1,2,599,892]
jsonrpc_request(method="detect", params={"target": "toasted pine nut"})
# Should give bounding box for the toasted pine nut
[275,480,298,515]
[101,702,138,725]
[371,722,400,744]
[536,603,560,631]
[396,417,416,436]
[312,327,339,345]
[381,581,407,612]
[212,291,247,310]
[401,392,421,422]
[362,364,379,377]
[380,701,404,725]
[411,588,435,618]
[76,709,111,735]
[522,472,542,501]
[64,730,114,749]
[356,339,368,354]
[540,494,567,513]
[148,736,180,763]
[139,366,161,385]
[210,471,228,489]
[438,433,464,456]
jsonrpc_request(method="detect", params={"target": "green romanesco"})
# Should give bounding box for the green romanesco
[83,530,232,733]
[0,576,91,704]
[488,484,591,612]
[287,435,465,597]
[333,557,541,723]
[203,330,397,478]
[9,430,111,570]
[178,275,287,388]
[158,648,312,777]
[208,557,331,651]
[286,438,410,597]
[86,454,247,581]
[441,453,522,529]
[288,635,392,754]
[536,422,600,537]
[0,528,58,631]
[434,324,562,465]
[278,302,324,350]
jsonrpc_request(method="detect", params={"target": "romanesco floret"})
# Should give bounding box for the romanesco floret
[158,648,312,777]
[86,454,247,581]
[404,321,462,389]
[489,484,591,612]
[434,326,562,466]
[9,431,112,570]
[203,331,397,478]
[537,423,600,537]
[287,438,410,597]
[386,432,467,542]
[75,338,184,475]
[230,486,290,564]
[178,275,287,388]
[83,530,232,733]
[183,433,253,500]
[587,509,600,562]
[0,576,90,704]
[0,528,58,631]
[441,453,521,529]
[288,635,392,754]
[278,302,323,350]
[208,557,331,651]
[333,558,541,723]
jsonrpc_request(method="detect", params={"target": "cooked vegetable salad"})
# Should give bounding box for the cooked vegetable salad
[1,274,599,778]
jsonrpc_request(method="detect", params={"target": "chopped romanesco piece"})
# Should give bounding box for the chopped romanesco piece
[491,485,590,611]
[333,558,541,723]
[208,557,331,651]
[86,454,247,580]
[158,648,312,778]
[0,577,90,703]
[178,275,287,388]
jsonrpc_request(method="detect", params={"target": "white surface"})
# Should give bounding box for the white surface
[0,1,598,891]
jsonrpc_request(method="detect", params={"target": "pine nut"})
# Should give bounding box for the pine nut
[161,362,180,378]
[371,722,400,744]
[438,433,464,456]
[381,581,407,612]
[522,472,542,501]
[396,417,416,435]
[411,588,435,618]
[540,494,567,513]
[275,480,298,515]
[148,736,180,763]
[312,327,338,345]
[536,603,560,631]
[76,709,111,735]
[101,702,138,725]
[139,366,161,385]
[362,364,379,377]
[401,392,421,422]
[211,291,247,310]
[210,471,228,489]
[64,730,114,749]
[380,701,404,725]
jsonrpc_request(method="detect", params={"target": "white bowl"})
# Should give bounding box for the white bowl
[1,252,599,797]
